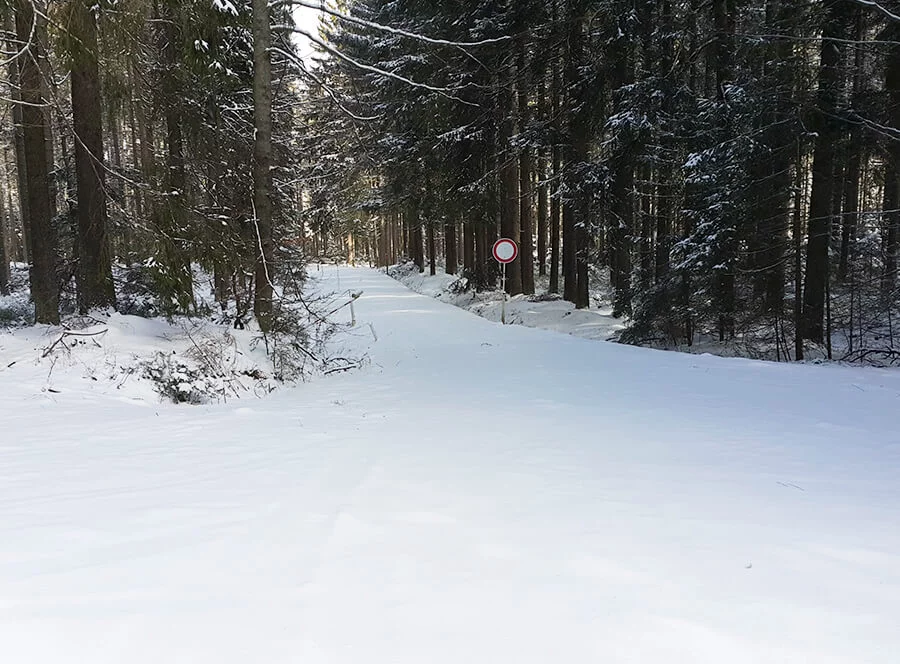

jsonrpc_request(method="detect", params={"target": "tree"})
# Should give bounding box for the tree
[882,21,900,295]
[14,0,59,324]
[802,1,853,343]
[67,0,115,311]
[252,0,275,333]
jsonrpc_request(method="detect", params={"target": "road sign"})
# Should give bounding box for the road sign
[492,238,518,264]
[492,238,518,325]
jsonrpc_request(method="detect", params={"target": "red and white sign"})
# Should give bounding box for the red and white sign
[492,238,519,264]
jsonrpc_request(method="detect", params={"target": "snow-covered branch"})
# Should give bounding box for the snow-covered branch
[270,46,383,122]
[277,0,512,47]
[850,0,900,23]
[292,28,480,106]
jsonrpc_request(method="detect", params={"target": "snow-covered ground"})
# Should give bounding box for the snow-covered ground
[2,264,899,663]
[387,261,627,342]
[0,263,354,404]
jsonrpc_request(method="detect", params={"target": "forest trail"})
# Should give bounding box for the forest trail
[2,265,899,663]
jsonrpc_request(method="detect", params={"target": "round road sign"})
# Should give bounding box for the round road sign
[492,238,519,264]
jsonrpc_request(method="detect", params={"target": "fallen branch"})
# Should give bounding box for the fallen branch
[323,363,360,376]
[42,328,109,358]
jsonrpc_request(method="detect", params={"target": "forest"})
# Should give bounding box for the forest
[3,4,900,655]
[2,0,900,363]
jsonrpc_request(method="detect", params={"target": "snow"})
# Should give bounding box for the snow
[0,312,285,405]
[2,264,900,663]
[387,261,627,342]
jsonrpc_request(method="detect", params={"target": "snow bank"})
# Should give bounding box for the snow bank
[0,266,359,405]
[387,261,627,342]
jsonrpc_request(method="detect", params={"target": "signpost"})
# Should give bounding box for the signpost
[492,238,518,325]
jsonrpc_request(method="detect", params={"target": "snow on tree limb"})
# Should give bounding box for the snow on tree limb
[270,46,383,122]
[278,0,513,47]
[850,0,900,23]
[292,28,480,106]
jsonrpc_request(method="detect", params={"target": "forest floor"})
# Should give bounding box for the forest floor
[2,264,900,663]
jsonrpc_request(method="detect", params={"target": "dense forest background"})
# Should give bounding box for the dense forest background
[3,0,900,363]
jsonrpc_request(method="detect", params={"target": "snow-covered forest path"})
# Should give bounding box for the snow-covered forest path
[2,265,899,663]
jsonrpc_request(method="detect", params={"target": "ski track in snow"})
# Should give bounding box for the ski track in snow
[2,265,900,663]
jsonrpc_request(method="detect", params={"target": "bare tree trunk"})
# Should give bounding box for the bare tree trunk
[445,220,457,275]
[549,146,561,294]
[2,148,23,262]
[409,198,424,272]
[882,22,900,296]
[392,213,401,264]
[794,140,805,360]
[463,219,475,274]
[802,0,852,342]
[0,183,8,295]
[639,166,652,289]
[252,0,275,332]
[7,31,30,263]
[883,177,899,294]
[517,40,535,295]
[70,0,115,312]
[126,91,145,233]
[499,64,522,295]
[537,77,549,279]
[154,3,193,309]
[41,80,56,223]
[608,20,634,317]
[565,0,590,308]
[15,1,58,324]
[655,177,671,283]
[474,218,487,287]
[548,0,561,294]
[427,221,436,276]
[712,0,736,339]
[108,106,131,262]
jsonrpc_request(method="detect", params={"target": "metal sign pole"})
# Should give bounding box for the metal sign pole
[492,238,517,327]
[501,263,507,325]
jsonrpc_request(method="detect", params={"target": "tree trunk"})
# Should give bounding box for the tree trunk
[126,90,145,234]
[41,80,57,223]
[8,33,30,263]
[537,77,549,278]
[749,0,795,314]
[802,1,851,342]
[2,149,22,262]
[712,0,736,339]
[548,0,561,295]
[15,1,58,324]
[499,65,522,296]
[839,136,861,282]
[427,222,436,276]
[549,146,561,295]
[70,0,116,312]
[463,219,475,274]
[252,0,275,332]
[154,3,193,309]
[609,19,634,317]
[793,141,804,360]
[445,220,458,275]
[474,217,487,288]
[882,22,900,295]
[883,177,899,294]
[0,184,8,295]
[565,0,591,309]
[518,41,535,295]
[409,198,424,272]
[639,166,653,289]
